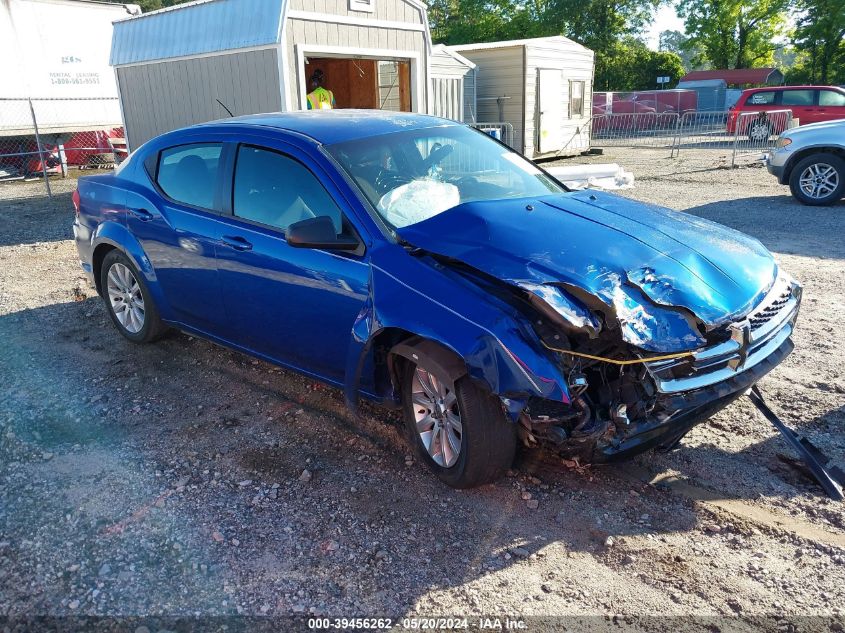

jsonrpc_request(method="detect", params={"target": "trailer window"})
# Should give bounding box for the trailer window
[570,81,585,117]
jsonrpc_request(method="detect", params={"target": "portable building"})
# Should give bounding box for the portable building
[0,0,138,136]
[428,44,476,123]
[675,79,727,112]
[110,0,433,149]
[451,36,594,159]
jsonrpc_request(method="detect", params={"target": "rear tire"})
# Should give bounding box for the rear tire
[100,249,167,343]
[789,153,845,206]
[401,359,516,488]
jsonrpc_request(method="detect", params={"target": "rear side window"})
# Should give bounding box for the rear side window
[781,90,814,106]
[156,143,223,210]
[819,90,845,107]
[747,91,775,105]
[232,145,344,234]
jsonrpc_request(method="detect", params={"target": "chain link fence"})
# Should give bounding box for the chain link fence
[0,98,124,202]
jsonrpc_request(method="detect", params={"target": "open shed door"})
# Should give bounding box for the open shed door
[537,69,563,153]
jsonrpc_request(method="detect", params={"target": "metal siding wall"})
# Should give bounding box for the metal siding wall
[118,48,282,149]
[285,18,427,110]
[524,42,594,158]
[463,69,476,124]
[456,47,525,152]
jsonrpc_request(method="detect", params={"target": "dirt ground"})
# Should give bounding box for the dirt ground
[1,147,844,630]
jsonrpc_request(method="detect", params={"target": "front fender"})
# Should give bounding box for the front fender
[344,246,570,416]
[91,222,172,319]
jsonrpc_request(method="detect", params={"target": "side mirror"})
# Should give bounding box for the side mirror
[286,215,360,251]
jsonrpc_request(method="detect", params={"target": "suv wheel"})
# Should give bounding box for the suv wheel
[789,153,845,206]
[100,250,168,343]
[401,359,516,489]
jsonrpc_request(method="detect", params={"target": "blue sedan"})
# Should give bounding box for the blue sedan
[73,111,801,488]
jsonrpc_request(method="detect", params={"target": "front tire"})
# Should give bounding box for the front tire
[100,250,167,343]
[789,153,845,206]
[401,360,516,489]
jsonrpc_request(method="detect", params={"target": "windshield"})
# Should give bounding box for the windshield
[326,125,564,229]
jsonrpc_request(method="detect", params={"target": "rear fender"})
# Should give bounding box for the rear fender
[91,221,172,319]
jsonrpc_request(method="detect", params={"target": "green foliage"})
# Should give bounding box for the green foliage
[430,0,680,89]
[658,29,705,71]
[98,0,190,12]
[601,39,687,90]
[676,0,791,69]
[788,0,845,84]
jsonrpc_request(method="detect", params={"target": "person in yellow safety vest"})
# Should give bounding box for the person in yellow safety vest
[306,69,336,110]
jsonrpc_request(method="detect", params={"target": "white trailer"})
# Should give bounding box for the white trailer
[451,36,594,159]
[0,0,138,135]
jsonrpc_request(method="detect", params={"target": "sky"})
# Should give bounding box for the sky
[645,4,686,50]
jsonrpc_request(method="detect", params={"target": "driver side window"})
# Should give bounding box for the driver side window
[232,145,343,234]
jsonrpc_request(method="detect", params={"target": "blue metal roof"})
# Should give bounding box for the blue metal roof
[110,0,285,66]
[195,110,459,144]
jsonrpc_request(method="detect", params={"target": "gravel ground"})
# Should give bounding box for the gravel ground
[1,148,844,629]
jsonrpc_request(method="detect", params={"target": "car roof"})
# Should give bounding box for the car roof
[742,85,844,92]
[193,110,460,145]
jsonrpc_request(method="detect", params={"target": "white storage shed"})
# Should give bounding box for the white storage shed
[428,44,476,123]
[110,0,434,149]
[452,36,594,159]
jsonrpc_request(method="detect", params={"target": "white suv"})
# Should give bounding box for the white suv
[767,119,845,206]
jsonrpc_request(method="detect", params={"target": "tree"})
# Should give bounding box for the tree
[97,0,190,12]
[788,0,845,84]
[431,0,667,89]
[676,0,791,69]
[658,29,704,71]
[602,38,687,90]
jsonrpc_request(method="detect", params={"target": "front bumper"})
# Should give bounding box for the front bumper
[599,274,801,460]
[765,148,791,184]
[596,331,793,461]
[592,275,801,462]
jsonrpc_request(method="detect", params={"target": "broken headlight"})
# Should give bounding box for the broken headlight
[516,282,602,337]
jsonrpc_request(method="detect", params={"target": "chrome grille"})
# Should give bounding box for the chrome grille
[645,274,801,394]
[748,286,791,332]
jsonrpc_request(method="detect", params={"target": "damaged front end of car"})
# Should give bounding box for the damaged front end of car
[512,271,802,462]
[393,190,803,463]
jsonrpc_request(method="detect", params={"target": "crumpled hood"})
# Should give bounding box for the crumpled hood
[397,190,777,348]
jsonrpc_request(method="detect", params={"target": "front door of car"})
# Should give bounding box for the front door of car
[214,141,370,382]
[779,88,817,124]
[816,89,845,123]
[124,140,230,333]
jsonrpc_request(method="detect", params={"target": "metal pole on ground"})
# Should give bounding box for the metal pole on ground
[28,98,52,199]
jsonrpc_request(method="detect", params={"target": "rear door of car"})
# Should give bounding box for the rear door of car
[816,88,845,123]
[212,134,371,382]
[124,134,231,334]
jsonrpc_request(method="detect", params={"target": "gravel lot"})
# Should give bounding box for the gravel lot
[1,147,844,629]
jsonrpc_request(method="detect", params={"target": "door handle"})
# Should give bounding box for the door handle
[221,235,253,251]
[129,207,154,221]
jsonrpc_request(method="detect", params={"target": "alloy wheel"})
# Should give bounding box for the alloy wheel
[411,366,463,468]
[799,163,839,200]
[106,262,145,334]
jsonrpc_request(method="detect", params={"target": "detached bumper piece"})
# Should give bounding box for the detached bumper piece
[748,386,844,501]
